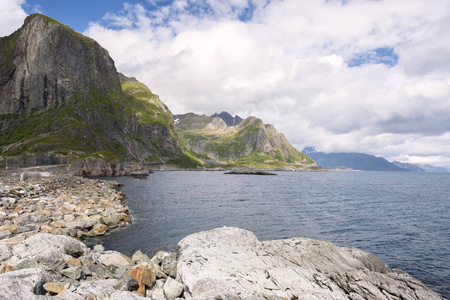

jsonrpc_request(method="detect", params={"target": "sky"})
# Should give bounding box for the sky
[2,0,450,168]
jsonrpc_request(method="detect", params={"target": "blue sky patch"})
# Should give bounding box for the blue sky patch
[347,47,398,67]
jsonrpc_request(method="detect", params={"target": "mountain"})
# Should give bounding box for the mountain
[302,147,406,171]
[0,14,196,174]
[211,111,243,126]
[174,113,317,170]
[392,161,448,173]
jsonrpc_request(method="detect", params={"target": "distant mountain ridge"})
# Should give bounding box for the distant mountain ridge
[392,161,448,173]
[302,147,406,171]
[303,147,448,172]
[174,113,317,170]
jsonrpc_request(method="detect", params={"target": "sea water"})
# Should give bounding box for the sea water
[94,171,450,298]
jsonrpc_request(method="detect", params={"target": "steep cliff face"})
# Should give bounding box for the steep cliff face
[0,14,120,120]
[0,14,189,171]
[174,113,316,169]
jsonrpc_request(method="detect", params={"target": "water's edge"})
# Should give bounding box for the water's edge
[97,171,449,298]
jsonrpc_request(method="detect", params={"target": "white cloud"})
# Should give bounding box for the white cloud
[0,0,27,37]
[85,0,450,167]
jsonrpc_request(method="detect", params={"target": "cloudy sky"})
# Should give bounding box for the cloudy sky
[2,0,450,167]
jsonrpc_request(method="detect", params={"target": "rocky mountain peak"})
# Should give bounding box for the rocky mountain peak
[211,111,243,126]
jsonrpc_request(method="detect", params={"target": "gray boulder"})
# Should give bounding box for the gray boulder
[131,250,151,265]
[60,279,118,299]
[114,274,139,291]
[0,242,12,262]
[0,229,11,240]
[176,227,441,300]
[1,197,16,207]
[102,213,124,228]
[163,277,184,299]
[20,171,51,181]
[0,268,54,299]
[10,233,89,272]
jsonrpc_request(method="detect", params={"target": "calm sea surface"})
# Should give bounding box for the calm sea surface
[92,171,450,298]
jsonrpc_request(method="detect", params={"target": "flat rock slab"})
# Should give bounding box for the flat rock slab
[176,227,441,300]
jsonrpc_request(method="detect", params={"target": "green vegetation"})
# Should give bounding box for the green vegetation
[120,75,174,127]
[166,150,202,169]
[174,113,316,170]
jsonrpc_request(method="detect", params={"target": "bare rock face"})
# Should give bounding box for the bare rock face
[176,227,441,300]
[0,14,120,117]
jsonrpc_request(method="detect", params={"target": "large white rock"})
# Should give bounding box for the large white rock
[0,268,54,299]
[176,227,441,300]
[164,277,184,299]
[11,233,89,272]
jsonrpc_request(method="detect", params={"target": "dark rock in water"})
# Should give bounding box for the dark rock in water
[225,169,277,175]
[127,169,152,179]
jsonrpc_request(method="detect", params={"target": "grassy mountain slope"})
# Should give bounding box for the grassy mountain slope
[174,113,317,170]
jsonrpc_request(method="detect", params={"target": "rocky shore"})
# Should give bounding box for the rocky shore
[0,168,442,299]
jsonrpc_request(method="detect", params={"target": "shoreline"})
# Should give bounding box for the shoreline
[0,168,443,299]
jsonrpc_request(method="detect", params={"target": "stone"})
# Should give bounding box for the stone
[13,259,41,270]
[1,197,16,207]
[128,263,157,295]
[13,224,37,234]
[110,291,148,299]
[61,279,119,300]
[90,263,115,280]
[11,233,88,272]
[43,282,70,294]
[102,213,123,228]
[121,212,131,222]
[67,216,99,230]
[0,268,53,299]
[93,244,105,253]
[176,227,441,300]
[151,251,171,265]
[0,230,11,240]
[161,253,177,278]
[60,266,82,280]
[98,251,130,267]
[66,257,82,268]
[0,242,12,262]
[0,262,14,274]
[148,279,166,300]
[20,171,51,181]
[91,223,107,236]
[131,250,151,265]
[50,220,66,228]
[163,277,184,300]
[114,274,139,291]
